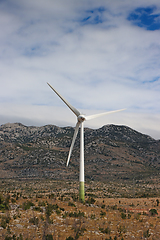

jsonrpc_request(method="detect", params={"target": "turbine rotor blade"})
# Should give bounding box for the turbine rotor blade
[47,82,80,117]
[85,108,126,121]
[66,121,81,166]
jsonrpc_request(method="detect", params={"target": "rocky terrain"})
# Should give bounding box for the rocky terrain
[1,123,160,239]
[0,123,160,185]
[0,179,160,240]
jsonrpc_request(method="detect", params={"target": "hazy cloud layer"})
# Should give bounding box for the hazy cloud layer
[0,0,160,139]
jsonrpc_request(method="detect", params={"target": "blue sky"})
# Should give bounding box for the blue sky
[0,0,160,139]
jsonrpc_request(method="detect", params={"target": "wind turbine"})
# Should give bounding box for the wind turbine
[47,82,125,201]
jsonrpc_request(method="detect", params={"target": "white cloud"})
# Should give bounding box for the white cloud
[0,0,160,139]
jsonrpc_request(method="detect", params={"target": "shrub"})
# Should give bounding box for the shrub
[68,201,76,207]
[11,198,16,203]
[110,205,117,210]
[71,193,78,201]
[40,214,44,221]
[62,212,68,218]
[45,234,53,240]
[118,208,126,213]
[86,197,95,205]
[105,237,112,240]
[1,214,10,229]
[121,212,126,219]
[149,209,158,216]
[100,210,106,217]
[60,207,65,211]
[143,229,150,238]
[49,193,55,199]
[52,204,59,210]
[4,236,12,240]
[13,214,17,220]
[69,211,85,218]
[66,236,74,240]
[56,209,61,215]
[12,235,16,240]
[19,233,23,240]
[156,199,159,206]
[22,201,34,210]
[45,204,53,217]
[99,226,111,234]
[0,194,9,211]
[1,218,7,229]
[91,214,95,219]
[29,216,39,225]
[38,200,46,206]
[34,206,43,212]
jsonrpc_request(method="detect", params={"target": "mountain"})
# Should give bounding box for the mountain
[0,123,160,182]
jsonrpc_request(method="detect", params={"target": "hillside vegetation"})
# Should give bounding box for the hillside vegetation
[0,123,160,183]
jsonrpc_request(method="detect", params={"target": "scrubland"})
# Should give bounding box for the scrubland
[0,179,160,240]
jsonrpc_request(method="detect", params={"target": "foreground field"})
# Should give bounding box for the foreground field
[0,179,160,240]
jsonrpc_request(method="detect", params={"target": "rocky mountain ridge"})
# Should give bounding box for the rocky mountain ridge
[0,123,160,182]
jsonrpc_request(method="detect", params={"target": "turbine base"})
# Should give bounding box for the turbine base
[79,181,85,202]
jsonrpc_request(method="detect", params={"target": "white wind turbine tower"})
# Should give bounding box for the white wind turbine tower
[47,82,125,201]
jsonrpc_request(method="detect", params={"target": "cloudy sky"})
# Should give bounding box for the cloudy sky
[0,0,160,139]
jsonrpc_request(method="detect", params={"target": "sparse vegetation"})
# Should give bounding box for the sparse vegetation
[0,178,160,239]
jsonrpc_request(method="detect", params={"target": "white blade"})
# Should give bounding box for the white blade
[85,108,126,121]
[47,82,80,117]
[66,121,81,166]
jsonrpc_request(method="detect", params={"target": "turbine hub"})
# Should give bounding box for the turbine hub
[78,115,86,123]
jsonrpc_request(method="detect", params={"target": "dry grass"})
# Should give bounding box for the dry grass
[0,179,160,240]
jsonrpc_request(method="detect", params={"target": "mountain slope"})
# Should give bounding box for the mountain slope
[0,123,160,182]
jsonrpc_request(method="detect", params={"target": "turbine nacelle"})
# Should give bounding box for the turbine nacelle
[78,115,86,123]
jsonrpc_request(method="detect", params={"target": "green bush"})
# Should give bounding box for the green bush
[38,200,46,206]
[12,235,16,240]
[60,207,65,211]
[40,214,44,221]
[56,209,61,215]
[22,201,34,210]
[29,216,39,225]
[1,218,7,229]
[52,204,59,210]
[11,198,16,203]
[1,214,10,229]
[45,234,53,240]
[0,194,9,211]
[66,236,74,240]
[45,204,53,217]
[143,229,150,238]
[100,210,106,217]
[86,197,95,204]
[156,199,159,206]
[71,193,78,201]
[121,212,126,219]
[48,193,55,199]
[99,226,111,234]
[4,236,12,240]
[91,214,95,219]
[149,209,158,216]
[13,214,17,220]
[69,211,85,218]
[34,206,43,212]
[68,201,76,207]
